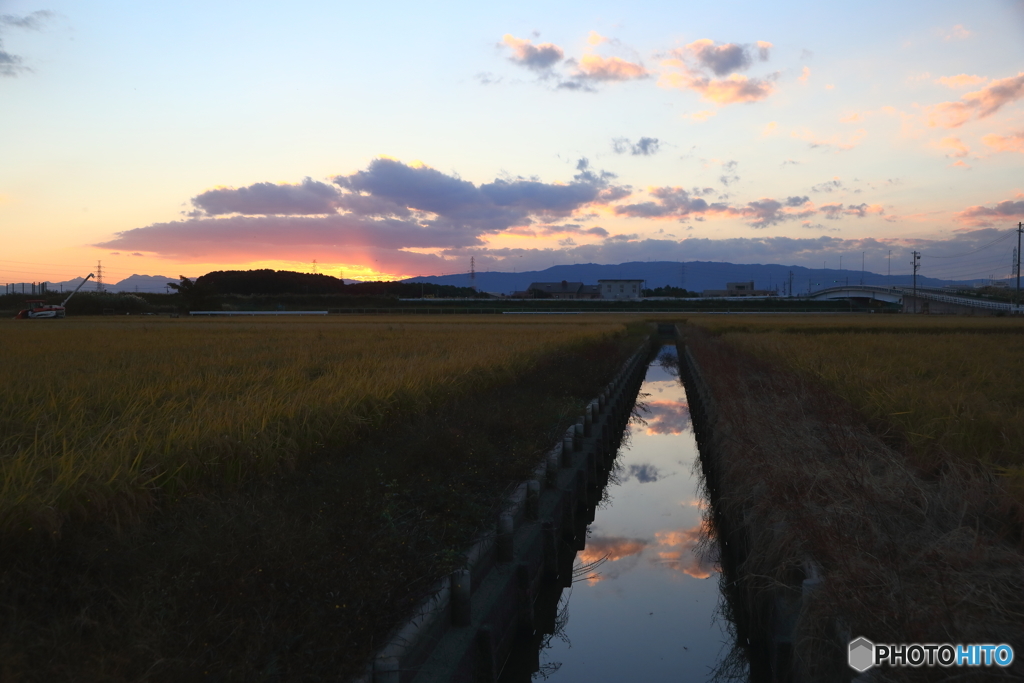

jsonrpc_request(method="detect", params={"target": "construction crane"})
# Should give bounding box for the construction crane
[14,273,95,319]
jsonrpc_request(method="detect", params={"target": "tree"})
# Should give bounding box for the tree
[167,276,216,312]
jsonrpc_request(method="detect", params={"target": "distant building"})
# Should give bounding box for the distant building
[598,279,643,300]
[703,281,772,297]
[525,281,601,299]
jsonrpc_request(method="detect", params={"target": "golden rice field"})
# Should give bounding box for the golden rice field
[694,314,1024,494]
[0,315,627,536]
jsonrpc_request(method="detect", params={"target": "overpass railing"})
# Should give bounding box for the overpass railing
[809,285,1019,312]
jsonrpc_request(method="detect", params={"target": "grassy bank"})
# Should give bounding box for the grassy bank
[0,315,644,681]
[677,314,1024,509]
[680,323,1024,680]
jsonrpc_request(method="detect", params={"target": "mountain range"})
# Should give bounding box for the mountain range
[404,261,996,295]
[6,262,1011,296]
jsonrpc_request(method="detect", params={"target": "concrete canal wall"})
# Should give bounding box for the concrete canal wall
[355,338,653,683]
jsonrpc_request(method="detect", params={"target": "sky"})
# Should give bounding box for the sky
[3,0,1024,285]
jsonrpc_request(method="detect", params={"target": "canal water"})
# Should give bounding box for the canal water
[502,346,744,682]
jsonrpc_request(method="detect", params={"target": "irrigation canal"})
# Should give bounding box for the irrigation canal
[500,345,749,682]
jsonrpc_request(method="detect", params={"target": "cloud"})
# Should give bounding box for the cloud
[762,121,778,136]
[660,66,777,105]
[501,34,564,70]
[191,178,343,216]
[719,160,739,187]
[981,132,1024,153]
[935,74,987,88]
[572,53,649,82]
[587,31,608,46]
[811,178,844,193]
[684,39,771,76]
[612,136,661,156]
[653,524,717,579]
[820,202,884,219]
[614,186,815,228]
[798,66,811,84]
[925,72,1024,128]
[659,40,778,105]
[936,136,970,158]
[95,158,627,267]
[614,187,715,219]
[578,536,648,564]
[741,197,816,228]
[644,400,691,435]
[689,110,717,122]
[621,463,662,483]
[0,10,55,77]
[955,197,1024,226]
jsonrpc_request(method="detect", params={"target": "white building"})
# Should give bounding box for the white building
[598,279,643,300]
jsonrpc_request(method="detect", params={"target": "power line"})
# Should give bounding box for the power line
[921,229,1015,258]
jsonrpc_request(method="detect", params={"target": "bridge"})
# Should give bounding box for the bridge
[805,284,1021,314]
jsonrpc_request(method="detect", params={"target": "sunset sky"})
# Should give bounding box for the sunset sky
[3,0,1024,285]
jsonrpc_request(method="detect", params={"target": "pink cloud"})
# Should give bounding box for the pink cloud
[645,400,691,435]
[653,524,717,579]
[955,197,1024,226]
[982,132,1024,153]
[925,72,1024,128]
[936,136,970,158]
[660,63,775,104]
[935,74,987,88]
[575,53,649,81]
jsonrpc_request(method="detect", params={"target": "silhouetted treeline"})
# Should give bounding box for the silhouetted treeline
[195,270,486,298]
[197,270,347,295]
[641,285,699,298]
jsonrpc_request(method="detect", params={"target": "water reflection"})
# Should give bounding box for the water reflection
[502,347,743,682]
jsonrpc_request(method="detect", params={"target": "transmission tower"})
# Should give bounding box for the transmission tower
[470,257,476,291]
[911,251,921,313]
[96,260,104,292]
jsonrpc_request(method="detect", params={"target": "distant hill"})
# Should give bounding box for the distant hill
[197,269,350,295]
[193,269,485,298]
[7,274,182,294]
[404,261,981,295]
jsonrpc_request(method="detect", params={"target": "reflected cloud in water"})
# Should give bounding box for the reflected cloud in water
[643,399,691,435]
[620,463,661,483]
[653,522,719,579]
[578,536,649,584]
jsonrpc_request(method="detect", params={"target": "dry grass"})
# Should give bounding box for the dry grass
[683,325,1024,681]
[0,315,625,537]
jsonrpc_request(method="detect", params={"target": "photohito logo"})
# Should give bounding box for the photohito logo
[849,637,1015,670]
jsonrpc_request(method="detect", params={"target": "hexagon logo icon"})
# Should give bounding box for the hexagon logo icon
[848,637,875,672]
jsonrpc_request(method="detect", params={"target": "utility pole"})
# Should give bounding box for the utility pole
[911,251,921,314]
[1016,222,1022,309]
[861,251,865,285]
[470,256,476,291]
[888,250,891,279]
[788,270,794,297]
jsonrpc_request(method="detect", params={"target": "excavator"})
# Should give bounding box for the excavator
[14,273,95,319]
